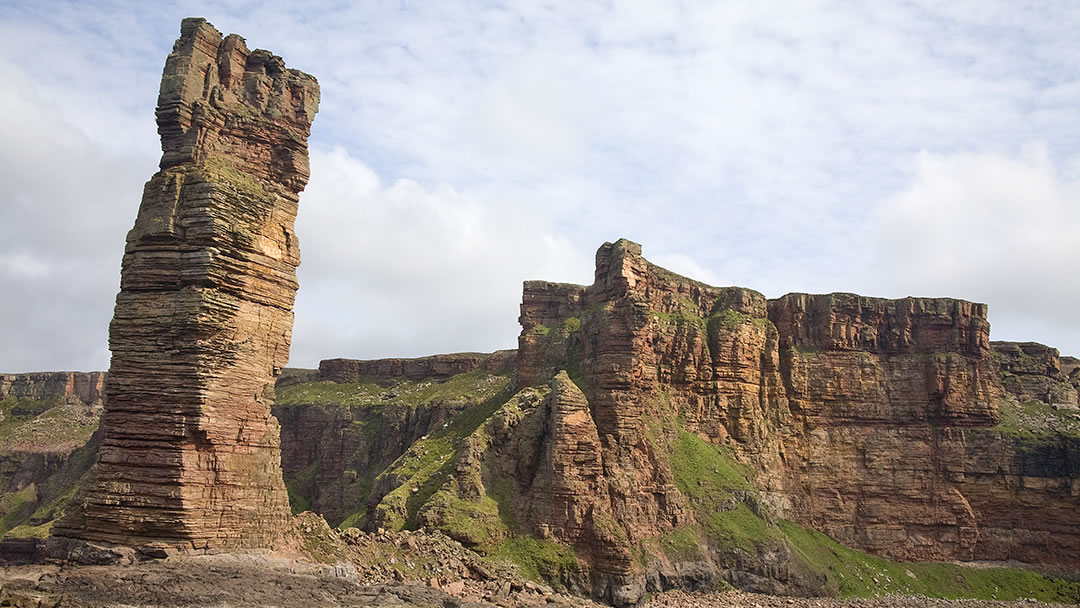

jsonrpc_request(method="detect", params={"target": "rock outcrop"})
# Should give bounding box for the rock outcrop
[495,239,1078,602]
[993,341,1079,408]
[274,351,514,527]
[3,239,1077,603]
[319,351,516,384]
[54,18,319,549]
[0,372,105,408]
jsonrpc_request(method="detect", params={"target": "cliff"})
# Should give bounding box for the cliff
[54,17,320,549]
[319,350,516,384]
[0,373,104,540]
[4,238,1075,604]
[0,372,105,409]
[370,239,1077,604]
[993,341,1080,407]
[273,351,514,526]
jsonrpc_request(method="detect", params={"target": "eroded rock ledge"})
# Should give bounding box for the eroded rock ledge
[319,351,516,384]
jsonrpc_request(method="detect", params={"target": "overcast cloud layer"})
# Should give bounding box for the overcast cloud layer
[2,1,1079,372]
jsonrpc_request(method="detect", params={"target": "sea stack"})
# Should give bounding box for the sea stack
[55,18,319,548]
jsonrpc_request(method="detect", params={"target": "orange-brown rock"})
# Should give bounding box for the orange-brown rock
[993,341,1079,407]
[505,238,1078,602]
[53,18,319,549]
[0,372,105,407]
[319,350,515,384]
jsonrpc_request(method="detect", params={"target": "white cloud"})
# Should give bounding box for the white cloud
[3,1,1080,370]
[287,147,591,368]
[649,252,725,288]
[0,253,52,280]
[0,57,148,372]
[868,144,1080,355]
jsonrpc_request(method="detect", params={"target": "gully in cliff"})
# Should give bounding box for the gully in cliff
[51,17,320,549]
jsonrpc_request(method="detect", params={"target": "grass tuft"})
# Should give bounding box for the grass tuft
[491,536,580,585]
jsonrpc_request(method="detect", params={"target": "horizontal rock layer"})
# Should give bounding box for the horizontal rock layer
[993,341,1079,407]
[0,372,105,406]
[319,350,515,384]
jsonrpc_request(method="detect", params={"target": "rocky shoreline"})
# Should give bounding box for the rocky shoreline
[643,590,1073,608]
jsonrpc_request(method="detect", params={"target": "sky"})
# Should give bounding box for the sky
[2,1,1079,372]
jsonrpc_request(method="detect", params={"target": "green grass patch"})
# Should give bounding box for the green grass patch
[669,429,752,507]
[1,397,60,418]
[993,399,1080,440]
[491,536,580,585]
[372,383,515,530]
[0,484,38,534]
[666,424,781,553]
[779,520,1080,602]
[287,487,313,514]
[660,524,704,560]
[707,306,771,332]
[704,502,782,552]
[421,488,508,549]
[651,310,706,328]
[275,381,386,406]
[337,507,366,530]
[486,470,520,532]
[5,520,52,539]
[283,460,319,514]
[0,396,92,449]
[22,466,89,527]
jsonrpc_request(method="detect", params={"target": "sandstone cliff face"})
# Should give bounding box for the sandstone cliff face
[497,239,1078,602]
[993,341,1080,408]
[0,372,105,408]
[0,374,104,539]
[274,401,446,525]
[55,18,319,549]
[320,351,516,384]
[274,351,514,528]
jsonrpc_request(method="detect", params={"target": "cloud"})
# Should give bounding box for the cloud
[649,252,725,288]
[0,57,151,372]
[287,147,592,368]
[867,144,1080,355]
[3,1,1080,370]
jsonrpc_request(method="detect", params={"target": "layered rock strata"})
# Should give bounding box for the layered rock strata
[54,18,319,548]
[506,239,1078,601]
[0,372,105,407]
[993,341,1079,407]
[319,350,516,384]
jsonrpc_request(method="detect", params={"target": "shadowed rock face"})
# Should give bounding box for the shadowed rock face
[54,17,319,549]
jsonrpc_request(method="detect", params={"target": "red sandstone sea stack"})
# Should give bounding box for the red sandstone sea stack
[54,17,319,549]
